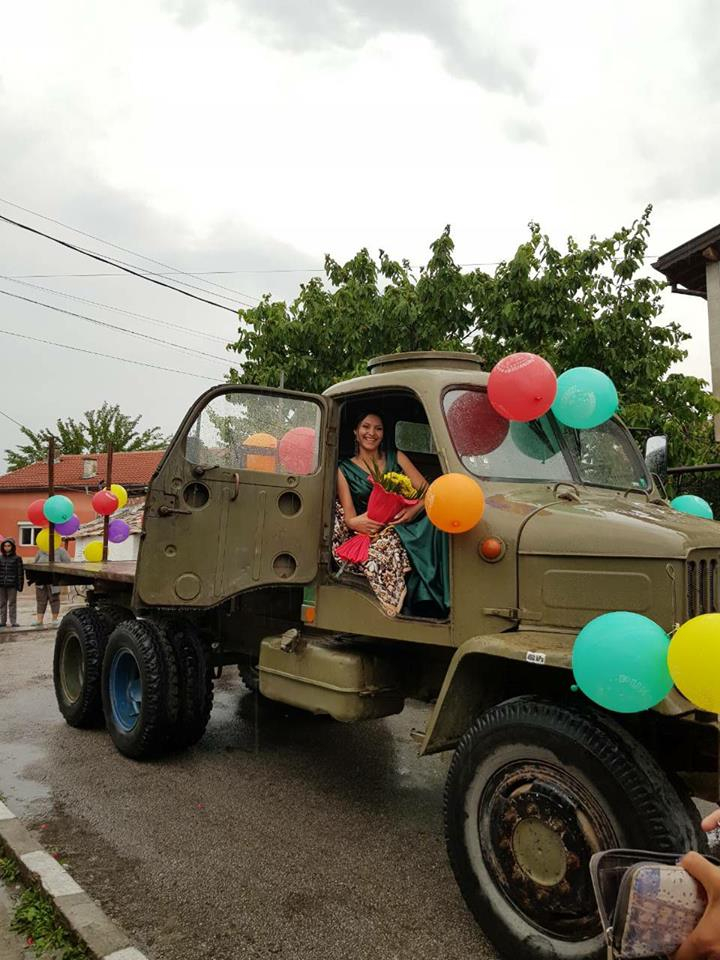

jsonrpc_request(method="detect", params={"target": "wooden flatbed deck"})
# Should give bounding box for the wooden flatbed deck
[30,560,136,585]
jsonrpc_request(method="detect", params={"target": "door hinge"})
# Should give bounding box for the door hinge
[483,607,521,619]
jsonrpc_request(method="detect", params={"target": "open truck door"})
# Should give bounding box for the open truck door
[135,386,335,608]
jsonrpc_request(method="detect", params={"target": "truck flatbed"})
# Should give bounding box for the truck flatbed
[30,560,136,585]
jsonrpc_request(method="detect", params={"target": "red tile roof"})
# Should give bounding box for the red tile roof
[76,497,145,538]
[0,451,165,491]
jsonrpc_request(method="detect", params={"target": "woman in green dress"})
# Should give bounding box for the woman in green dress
[333,411,449,619]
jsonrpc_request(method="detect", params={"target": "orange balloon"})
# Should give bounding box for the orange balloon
[425,473,484,533]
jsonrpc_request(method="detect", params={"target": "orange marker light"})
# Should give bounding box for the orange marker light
[480,537,505,562]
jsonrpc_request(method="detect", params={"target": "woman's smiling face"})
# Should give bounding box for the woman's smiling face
[355,414,384,455]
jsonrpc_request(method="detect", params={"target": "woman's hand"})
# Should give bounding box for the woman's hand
[349,513,383,537]
[392,503,424,525]
[702,810,720,833]
[673,852,720,960]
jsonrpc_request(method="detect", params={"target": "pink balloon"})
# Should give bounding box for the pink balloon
[487,353,557,422]
[92,490,119,516]
[278,427,317,475]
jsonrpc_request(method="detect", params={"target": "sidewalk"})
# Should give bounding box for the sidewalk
[0,590,78,641]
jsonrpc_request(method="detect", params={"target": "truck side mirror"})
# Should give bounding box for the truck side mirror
[644,435,668,479]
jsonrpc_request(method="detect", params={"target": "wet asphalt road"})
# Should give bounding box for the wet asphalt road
[0,633,496,960]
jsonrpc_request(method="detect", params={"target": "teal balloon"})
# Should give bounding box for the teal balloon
[43,494,74,525]
[670,495,714,520]
[552,367,618,430]
[572,611,672,713]
[510,420,560,462]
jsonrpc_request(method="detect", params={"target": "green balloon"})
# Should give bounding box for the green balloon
[509,420,560,462]
[572,612,673,713]
[670,495,714,520]
[552,367,618,430]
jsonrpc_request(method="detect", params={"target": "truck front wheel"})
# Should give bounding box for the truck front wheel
[444,696,705,960]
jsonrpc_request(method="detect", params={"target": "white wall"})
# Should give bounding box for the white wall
[75,533,139,561]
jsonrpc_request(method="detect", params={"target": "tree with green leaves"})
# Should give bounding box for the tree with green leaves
[228,206,718,467]
[5,402,168,472]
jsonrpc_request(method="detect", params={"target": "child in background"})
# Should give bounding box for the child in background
[34,544,71,626]
[0,537,24,627]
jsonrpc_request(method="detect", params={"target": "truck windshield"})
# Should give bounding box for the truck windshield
[443,388,649,489]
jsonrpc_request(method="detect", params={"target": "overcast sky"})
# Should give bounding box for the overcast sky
[0,0,716,471]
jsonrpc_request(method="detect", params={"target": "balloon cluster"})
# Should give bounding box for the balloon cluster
[26,484,130,562]
[572,610,720,714]
[83,484,130,561]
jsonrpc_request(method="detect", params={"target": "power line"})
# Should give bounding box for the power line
[0,213,242,313]
[0,408,24,428]
[0,326,219,381]
[0,288,232,365]
[0,196,261,304]
[0,274,232,344]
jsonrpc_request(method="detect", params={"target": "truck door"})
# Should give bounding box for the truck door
[134,386,335,608]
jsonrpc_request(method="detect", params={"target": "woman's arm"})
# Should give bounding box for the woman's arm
[337,469,382,536]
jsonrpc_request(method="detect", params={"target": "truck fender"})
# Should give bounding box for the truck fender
[419,631,574,756]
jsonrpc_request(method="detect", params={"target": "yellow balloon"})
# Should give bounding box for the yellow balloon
[110,484,128,509]
[83,540,104,563]
[36,528,61,552]
[667,613,720,712]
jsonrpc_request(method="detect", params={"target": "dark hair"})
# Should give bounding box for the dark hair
[353,410,385,430]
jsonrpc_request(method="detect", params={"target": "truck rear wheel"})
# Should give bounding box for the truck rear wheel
[53,608,108,728]
[444,696,705,960]
[159,619,213,749]
[101,619,168,759]
[95,603,134,634]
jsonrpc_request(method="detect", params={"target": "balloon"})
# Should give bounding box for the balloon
[27,498,48,526]
[83,541,104,563]
[670,495,714,520]
[110,484,129,509]
[244,432,278,472]
[446,391,508,457]
[668,613,720,712]
[572,612,673,713]
[43,494,74,525]
[56,514,80,537]
[36,528,61,553]
[487,353,557,423]
[425,473,485,533]
[552,367,618,430]
[92,490,119,516]
[509,420,560,462]
[108,519,130,543]
[278,427,317,474]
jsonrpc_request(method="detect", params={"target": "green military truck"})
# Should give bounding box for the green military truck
[33,351,720,960]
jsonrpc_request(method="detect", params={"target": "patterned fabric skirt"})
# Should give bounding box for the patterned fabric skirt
[332,504,411,617]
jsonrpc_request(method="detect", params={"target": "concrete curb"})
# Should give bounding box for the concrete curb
[0,800,148,960]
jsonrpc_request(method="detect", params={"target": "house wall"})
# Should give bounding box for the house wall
[75,533,139,561]
[0,491,98,558]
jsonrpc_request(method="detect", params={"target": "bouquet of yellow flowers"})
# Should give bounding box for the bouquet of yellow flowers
[335,460,425,565]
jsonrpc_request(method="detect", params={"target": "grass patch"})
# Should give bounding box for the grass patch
[10,883,89,959]
[0,855,20,883]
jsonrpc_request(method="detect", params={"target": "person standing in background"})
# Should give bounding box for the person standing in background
[34,544,71,627]
[0,537,24,627]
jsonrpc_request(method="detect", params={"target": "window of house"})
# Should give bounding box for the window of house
[18,523,43,546]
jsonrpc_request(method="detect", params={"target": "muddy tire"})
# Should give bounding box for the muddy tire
[53,608,108,728]
[444,696,705,960]
[161,619,213,749]
[101,619,167,759]
[239,664,259,693]
[95,603,134,634]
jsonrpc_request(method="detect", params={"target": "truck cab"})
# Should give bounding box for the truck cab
[42,350,720,960]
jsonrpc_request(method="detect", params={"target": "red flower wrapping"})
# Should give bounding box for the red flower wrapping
[335,480,420,565]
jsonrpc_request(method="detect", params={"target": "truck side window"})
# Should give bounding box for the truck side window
[185,392,322,475]
[443,388,573,483]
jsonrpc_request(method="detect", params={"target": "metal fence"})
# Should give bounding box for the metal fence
[667,464,720,514]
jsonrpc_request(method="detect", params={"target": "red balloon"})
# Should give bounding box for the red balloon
[446,391,508,456]
[27,498,48,526]
[92,490,119,516]
[278,427,317,475]
[487,353,557,422]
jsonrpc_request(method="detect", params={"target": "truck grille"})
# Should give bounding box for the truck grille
[686,552,719,619]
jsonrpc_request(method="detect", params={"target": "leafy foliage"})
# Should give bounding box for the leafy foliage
[11,887,89,959]
[5,402,168,472]
[227,207,717,466]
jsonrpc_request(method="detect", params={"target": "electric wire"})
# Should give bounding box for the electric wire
[0,274,232,344]
[0,408,25,428]
[0,327,219,381]
[0,196,261,303]
[0,288,232,365]
[0,213,242,312]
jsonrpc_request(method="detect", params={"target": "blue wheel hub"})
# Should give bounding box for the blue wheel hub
[109,648,142,732]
